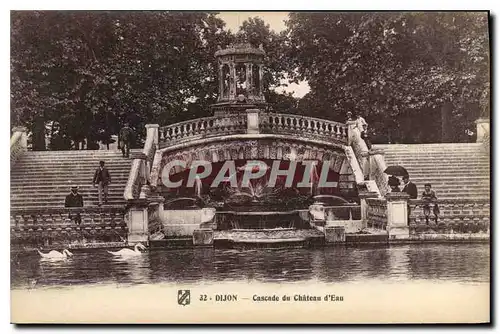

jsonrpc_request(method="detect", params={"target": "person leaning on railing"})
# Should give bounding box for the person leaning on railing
[421,183,440,224]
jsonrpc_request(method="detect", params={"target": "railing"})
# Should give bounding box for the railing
[10,206,127,246]
[366,198,388,230]
[261,113,348,143]
[158,115,247,147]
[10,127,27,166]
[408,199,490,234]
[368,151,390,197]
[157,113,349,149]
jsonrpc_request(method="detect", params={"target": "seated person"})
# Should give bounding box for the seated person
[421,183,440,224]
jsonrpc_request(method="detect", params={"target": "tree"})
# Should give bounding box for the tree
[285,12,490,143]
[11,11,233,150]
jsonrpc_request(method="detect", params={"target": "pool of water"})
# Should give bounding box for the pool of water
[11,243,490,289]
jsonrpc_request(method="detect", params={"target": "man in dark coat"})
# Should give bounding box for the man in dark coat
[118,122,133,158]
[402,175,418,199]
[402,175,418,225]
[93,160,111,206]
[65,185,84,225]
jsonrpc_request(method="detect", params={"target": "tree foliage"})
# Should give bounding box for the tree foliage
[11,11,232,150]
[285,12,489,143]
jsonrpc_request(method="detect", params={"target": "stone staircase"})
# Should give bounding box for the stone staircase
[374,143,490,200]
[10,150,139,210]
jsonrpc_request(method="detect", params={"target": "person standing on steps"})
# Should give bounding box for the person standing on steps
[65,186,84,225]
[118,122,133,158]
[93,160,111,206]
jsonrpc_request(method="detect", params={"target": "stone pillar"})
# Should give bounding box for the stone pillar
[145,124,159,148]
[229,62,236,100]
[218,63,223,101]
[193,229,214,246]
[475,118,490,143]
[325,226,346,244]
[358,190,379,229]
[126,199,149,245]
[12,126,28,151]
[386,192,410,239]
[246,109,260,134]
[258,64,263,97]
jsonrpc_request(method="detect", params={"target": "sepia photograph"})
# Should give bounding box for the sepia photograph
[8,9,491,324]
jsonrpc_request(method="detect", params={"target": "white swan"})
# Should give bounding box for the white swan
[37,249,73,259]
[107,243,146,257]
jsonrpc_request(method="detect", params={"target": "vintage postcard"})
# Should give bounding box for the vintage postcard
[9,10,490,324]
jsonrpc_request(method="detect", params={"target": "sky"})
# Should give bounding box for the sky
[216,12,311,99]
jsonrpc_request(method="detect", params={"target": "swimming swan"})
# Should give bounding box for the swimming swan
[37,249,73,259]
[107,243,146,257]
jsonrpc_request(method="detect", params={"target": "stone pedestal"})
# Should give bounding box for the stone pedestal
[193,229,214,246]
[126,199,149,245]
[246,109,260,134]
[325,226,346,244]
[475,118,490,143]
[12,126,28,150]
[358,190,379,229]
[386,192,410,239]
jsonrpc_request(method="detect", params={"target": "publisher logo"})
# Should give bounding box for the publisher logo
[178,289,191,306]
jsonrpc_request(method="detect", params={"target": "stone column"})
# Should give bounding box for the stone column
[386,192,410,239]
[246,109,260,134]
[229,62,236,100]
[126,199,149,245]
[258,64,263,98]
[475,118,490,143]
[145,124,159,148]
[358,190,379,229]
[218,63,224,101]
[246,62,252,96]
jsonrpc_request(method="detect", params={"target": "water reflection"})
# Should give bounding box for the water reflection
[11,244,490,289]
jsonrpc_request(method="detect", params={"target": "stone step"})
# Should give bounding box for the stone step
[10,171,131,177]
[21,149,141,155]
[11,172,132,178]
[382,161,489,166]
[10,184,128,190]
[14,161,134,166]
[11,199,126,207]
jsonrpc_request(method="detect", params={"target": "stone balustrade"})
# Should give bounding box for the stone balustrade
[366,198,388,230]
[408,199,490,234]
[157,113,348,149]
[158,115,248,148]
[261,113,348,143]
[11,206,127,247]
